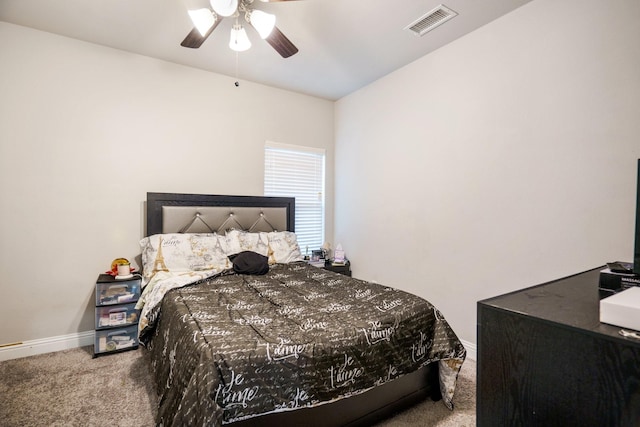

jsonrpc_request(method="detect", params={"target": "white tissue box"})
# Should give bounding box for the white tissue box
[600,286,640,331]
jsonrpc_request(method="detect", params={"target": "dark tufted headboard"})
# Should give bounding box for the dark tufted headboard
[145,192,295,236]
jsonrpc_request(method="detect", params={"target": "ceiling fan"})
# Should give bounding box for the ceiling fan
[181,0,299,58]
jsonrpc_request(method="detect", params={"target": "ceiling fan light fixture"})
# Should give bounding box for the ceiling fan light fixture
[229,24,251,51]
[250,10,276,39]
[210,0,238,17]
[188,8,216,36]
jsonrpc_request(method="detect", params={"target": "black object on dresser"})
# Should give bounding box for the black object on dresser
[94,274,141,357]
[477,267,640,427]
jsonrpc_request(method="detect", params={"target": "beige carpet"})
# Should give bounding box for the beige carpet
[0,346,476,426]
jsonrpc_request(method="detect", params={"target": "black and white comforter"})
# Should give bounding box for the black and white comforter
[140,262,466,426]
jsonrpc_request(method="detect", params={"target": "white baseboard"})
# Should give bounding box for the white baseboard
[0,331,476,364]
[460,339,477,361]
[0,331,94,362]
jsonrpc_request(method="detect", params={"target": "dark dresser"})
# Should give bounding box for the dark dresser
[477,267,640,427]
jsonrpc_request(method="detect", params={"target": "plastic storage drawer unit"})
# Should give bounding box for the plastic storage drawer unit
[94,324,139,354]
[93,274,142,357]
[96,303,139,329]
[96,277,141,306]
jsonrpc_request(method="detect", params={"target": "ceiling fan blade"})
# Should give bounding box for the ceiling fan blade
[265,26,298,58]
[180,19,221,49]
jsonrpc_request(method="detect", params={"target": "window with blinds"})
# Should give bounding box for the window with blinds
[264,142,325,255]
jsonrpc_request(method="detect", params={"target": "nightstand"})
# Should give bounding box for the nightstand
[323,260,351,277]
[94,274,141,357]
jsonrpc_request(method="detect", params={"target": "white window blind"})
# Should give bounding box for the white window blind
[264,142,325,255]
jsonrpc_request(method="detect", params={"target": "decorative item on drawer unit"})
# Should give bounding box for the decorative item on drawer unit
[93,274,141,357]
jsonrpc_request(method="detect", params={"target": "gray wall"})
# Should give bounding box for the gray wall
[2,0,639,356]
[0,22,334,346]
[334,0,640,351]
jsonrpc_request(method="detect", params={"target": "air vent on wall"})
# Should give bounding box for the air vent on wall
[405,4,458,36]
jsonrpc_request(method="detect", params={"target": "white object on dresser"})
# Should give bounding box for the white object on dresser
[600,286,640,331]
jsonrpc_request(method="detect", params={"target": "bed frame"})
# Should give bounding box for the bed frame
[144,192,441,426]
[146,192,296,236]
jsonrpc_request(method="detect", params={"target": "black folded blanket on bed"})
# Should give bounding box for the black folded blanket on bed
[228,251,270,275]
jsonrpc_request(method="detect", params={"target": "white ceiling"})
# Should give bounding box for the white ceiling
[0,0,532,100]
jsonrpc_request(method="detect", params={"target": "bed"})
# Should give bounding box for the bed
[137,192,467,426]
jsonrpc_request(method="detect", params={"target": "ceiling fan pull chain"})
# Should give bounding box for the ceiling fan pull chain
[234,51,240,87]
